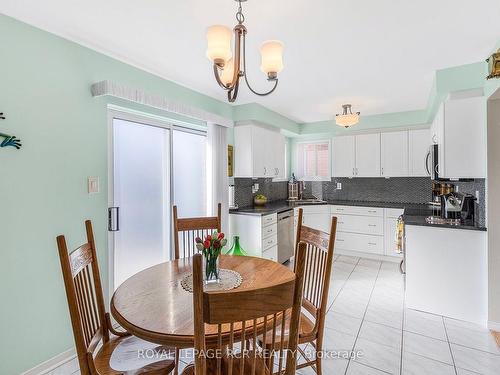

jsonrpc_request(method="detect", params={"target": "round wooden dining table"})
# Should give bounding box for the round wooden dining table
[111,255,295,349]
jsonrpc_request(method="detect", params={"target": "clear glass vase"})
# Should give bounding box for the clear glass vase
[203,250,220,284]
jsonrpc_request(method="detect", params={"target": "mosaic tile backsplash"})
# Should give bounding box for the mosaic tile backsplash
[233,177,486,226]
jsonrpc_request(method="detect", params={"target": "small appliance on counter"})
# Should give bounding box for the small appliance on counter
[288,173,304,200]
[228,185,238,209]
[426,192,476,225]
[440,192,476,222]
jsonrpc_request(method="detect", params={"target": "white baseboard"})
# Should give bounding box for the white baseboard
[21,348,76,375]
[488,320,500,332]
[335,249,402,263]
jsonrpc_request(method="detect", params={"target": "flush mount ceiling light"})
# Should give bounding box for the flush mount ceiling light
[335,104,361,128]
[206,0,284,103]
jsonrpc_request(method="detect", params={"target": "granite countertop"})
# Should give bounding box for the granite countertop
[230,200,486,231]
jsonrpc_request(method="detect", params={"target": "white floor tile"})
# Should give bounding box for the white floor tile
[322,327,357,352]
[451,343,500,375]
[403,331,453,364]
[402,351,455,375]
[354,338,401,374]
[346,361,391,375]
[358,321,402,350]
[444,319,500,355]
[321,357,349,374]
[337,255,360,265]
[324,310,363,336]
[365,305,403,329]
[404,309,447,341]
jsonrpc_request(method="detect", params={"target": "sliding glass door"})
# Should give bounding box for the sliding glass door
[110,113,207,291]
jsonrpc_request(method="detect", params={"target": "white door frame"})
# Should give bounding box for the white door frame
[107,108,207,298]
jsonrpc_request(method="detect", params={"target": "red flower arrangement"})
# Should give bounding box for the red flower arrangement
[195,231,227,282]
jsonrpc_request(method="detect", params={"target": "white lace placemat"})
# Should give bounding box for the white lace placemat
[180,268,242,292]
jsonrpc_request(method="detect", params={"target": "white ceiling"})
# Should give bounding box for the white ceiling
[2,0,499,123]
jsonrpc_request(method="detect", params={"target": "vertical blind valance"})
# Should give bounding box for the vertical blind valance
[91,80,234,128]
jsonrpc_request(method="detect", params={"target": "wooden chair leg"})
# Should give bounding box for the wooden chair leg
[174,348,180,375]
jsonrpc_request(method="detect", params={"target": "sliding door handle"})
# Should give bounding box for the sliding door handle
[108,207,120,231]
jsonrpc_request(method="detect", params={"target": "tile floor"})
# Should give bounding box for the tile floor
[48,255,500,375]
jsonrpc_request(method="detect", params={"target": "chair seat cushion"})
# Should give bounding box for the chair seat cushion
[94,335,175,375]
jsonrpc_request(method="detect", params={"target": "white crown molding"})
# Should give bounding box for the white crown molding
[91,80,234,128]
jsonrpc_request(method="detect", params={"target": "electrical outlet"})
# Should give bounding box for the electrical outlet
[252,183,259,194]
[475,190,480,200]
[336,182,342,190]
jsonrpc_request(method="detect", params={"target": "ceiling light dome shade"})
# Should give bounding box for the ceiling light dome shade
[260,40,284,78]
[336,104,360,128]
[206,25,233,64]
[219,58,236,86]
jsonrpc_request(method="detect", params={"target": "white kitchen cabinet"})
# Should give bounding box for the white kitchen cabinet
[441,93,486,178]
[272,132,287,180]
[228,213,278,261]
[381,131,409,177]
[332,136,356,177]
[234,123,286,178]
[355,133,381,177]
[408,128,431,177]
[298,205,331,233]
[405,225,487,325]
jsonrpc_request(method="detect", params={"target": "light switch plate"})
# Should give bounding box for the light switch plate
[88,176,99,194]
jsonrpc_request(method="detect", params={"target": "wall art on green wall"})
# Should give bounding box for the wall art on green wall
[0,112,22,149]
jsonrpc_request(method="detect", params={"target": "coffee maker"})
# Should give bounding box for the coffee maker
[440,192,476,224]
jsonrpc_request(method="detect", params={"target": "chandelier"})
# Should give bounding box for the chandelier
[335,104,360,128]
[206,0,284,102]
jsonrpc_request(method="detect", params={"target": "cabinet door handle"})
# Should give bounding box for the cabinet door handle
[381,167,384,175]
[352,168,355,176]
[337,239,344,242]
[368,242,377,245]
[368,224,377,227]
[425,151,431,175]
[264,167,267,175]
[368,210,377,213]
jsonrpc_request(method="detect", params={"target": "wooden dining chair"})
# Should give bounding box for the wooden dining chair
[57,220,176,375]
[292,208,337,375]
[183,243,307,375]
[173,203,222,259]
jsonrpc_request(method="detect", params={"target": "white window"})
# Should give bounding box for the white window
[295,140,331,181]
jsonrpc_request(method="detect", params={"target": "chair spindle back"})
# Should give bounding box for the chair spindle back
[173,203,222,259]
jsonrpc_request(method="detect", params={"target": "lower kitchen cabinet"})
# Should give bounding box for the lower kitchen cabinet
[405,225,487,325]
[294,204,402,260]
[228,213,278,261]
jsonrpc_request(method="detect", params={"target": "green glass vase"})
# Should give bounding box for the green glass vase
[226,236,247,256]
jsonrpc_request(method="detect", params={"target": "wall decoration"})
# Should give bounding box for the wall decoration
[228,145,234,177]
[0,112,22,149]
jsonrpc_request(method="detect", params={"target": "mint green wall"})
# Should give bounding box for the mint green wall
[0,14,230,374]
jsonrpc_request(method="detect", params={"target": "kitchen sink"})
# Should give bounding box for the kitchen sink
[289,199,327,205]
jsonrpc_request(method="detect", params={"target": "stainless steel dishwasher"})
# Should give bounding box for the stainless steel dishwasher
[277,209,294,263]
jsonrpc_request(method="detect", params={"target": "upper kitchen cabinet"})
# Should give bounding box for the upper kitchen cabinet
[355,133,381,177]
[272,132,287,180]
[381,131,409,177]
[234,122,286,178]
[332,136,356,177]
[440,91,487,179]
[408,128,431,177]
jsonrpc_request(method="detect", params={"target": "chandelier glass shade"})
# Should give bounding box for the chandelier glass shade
[206,0,284,102]
[336,104,361,128]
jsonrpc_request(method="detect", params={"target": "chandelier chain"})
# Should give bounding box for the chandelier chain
[236,1,245,24]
